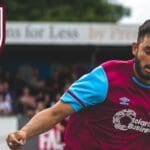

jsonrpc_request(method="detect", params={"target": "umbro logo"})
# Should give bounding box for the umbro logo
[119,97,130,106]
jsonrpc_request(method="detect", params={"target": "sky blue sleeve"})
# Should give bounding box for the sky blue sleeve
[60,66,108,112]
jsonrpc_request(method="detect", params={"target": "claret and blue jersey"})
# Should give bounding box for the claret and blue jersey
[61,59,150,150]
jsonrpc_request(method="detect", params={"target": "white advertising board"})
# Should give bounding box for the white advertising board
[0,116,18,150]
[6,22,138,45]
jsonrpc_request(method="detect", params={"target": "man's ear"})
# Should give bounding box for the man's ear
[132,42,138,56]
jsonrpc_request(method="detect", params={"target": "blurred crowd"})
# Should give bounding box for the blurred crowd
[0,64,91,116]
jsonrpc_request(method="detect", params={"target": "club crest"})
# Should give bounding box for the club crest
[0,4,6,55]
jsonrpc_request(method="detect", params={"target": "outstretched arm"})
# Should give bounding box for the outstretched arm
[6,100,74,150]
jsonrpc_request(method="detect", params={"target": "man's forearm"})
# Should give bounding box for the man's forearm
[20,101,74,139]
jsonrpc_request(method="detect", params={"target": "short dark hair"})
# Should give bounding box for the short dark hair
[137,20,150,43]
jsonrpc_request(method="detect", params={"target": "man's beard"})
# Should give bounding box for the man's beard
[134,57,150,81]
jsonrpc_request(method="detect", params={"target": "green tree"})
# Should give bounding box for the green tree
[3,0,130,22]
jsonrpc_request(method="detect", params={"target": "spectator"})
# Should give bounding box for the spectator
[3,81,13,113]
[18,87,36,116]
[35,101,46,114]
[0,96,12,115]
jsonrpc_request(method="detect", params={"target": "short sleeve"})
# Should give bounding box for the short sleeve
[60,66,108,112]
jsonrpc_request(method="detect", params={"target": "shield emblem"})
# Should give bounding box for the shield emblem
[0,4,6,55]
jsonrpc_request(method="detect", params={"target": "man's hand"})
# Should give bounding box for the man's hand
[6,130,27,150]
